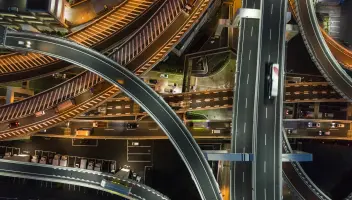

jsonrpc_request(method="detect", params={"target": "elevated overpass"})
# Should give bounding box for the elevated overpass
[0,0,162,83]
[0,0,216,139]
[0,82,345,136]
[289,0,352,101]
[0,159,169,200]
[0,21,223,200]
[288,0,352,70]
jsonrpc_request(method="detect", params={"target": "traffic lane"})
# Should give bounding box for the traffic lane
[190,98,233,108]
[231,17,260,199]
[0,160,104,184]
[296,0,352,99]
[255,0,287,198]
[282,163,320,200]
[42,121,232,137]
[285,92,341,100]
[6,32,222,200]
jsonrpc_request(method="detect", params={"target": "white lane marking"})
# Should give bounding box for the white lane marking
[243,172,245,182]
[245,98,247,108]
[247,74,249,84]
[253,2,255,8]
[249,50,252,60]
[265,107,268,118]
[13,37,218,196]
[265,134,267,146]
[251,26,253,36]
[243,147,246,153]
[269,29,272,40]
[268,54,271,62]
[244,122,246,133]
[264,188,267,200]
[271,4,273,14]
[264,161,266,173]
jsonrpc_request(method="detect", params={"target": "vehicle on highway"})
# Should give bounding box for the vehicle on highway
[101,179,132,195]
[318,130,323,136]
[35,111,45,117]
[60,155,68,167]
[87,161,94,170]
[75,128,92,136]
[55,99,75,113]
[39,156,47,164]
[8,121,20,129]
[160,73,169,78]
[93,122,98,127]
[52,154,61,166]
[318,130,331,136]
[183,0,196,14]
[80,158,87,169]
[126,123,139,130]
[338,124,345,128]
[308,122,320,128]
[266,63,279,99]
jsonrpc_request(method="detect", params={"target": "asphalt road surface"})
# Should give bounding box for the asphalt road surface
[2,29,222,200]
[230,0,261,199]
[254,0,287,199]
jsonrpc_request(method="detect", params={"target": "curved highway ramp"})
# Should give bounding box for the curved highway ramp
[0,158,169,200]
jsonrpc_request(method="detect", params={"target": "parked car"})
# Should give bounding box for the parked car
[31,155,39,163]
[59,155,68,167]
[94,163,102,171]
[52,154,61,166]
[87,161,94,170]
[39,156,47,164]
[212,129,221,134]
[8,121,20,129]
[132,142,139,146]
[80,159,87,169]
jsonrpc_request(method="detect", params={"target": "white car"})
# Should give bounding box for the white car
[267,63,279,99]
[160,74,168,78]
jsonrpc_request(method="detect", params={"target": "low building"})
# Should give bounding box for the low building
[0,0,68,33]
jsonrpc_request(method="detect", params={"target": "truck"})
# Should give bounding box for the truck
[75,128,92,136]
[101,179,132,196]
[55,99,75,113]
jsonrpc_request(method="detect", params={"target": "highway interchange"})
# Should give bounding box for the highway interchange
[0,0,352,199]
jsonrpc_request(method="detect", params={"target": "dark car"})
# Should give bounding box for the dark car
[149,79,158,84]
[126,123,139,130]
[8,121,20,128]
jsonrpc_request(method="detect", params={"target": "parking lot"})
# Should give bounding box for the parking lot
[127,140,153,163]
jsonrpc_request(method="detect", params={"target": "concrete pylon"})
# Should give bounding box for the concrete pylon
[6,86,34,104]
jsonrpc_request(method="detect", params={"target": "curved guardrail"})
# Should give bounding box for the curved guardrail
[292,0,352,101]
[0,0,214,130]
[288,0,352,69]
[0,158,169,200]
[0,0,160,82]
[2,27,222,200]
[282,128,331,200]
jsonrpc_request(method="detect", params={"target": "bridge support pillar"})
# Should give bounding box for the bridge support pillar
[314,102,320,119]
[6,86,34,104]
